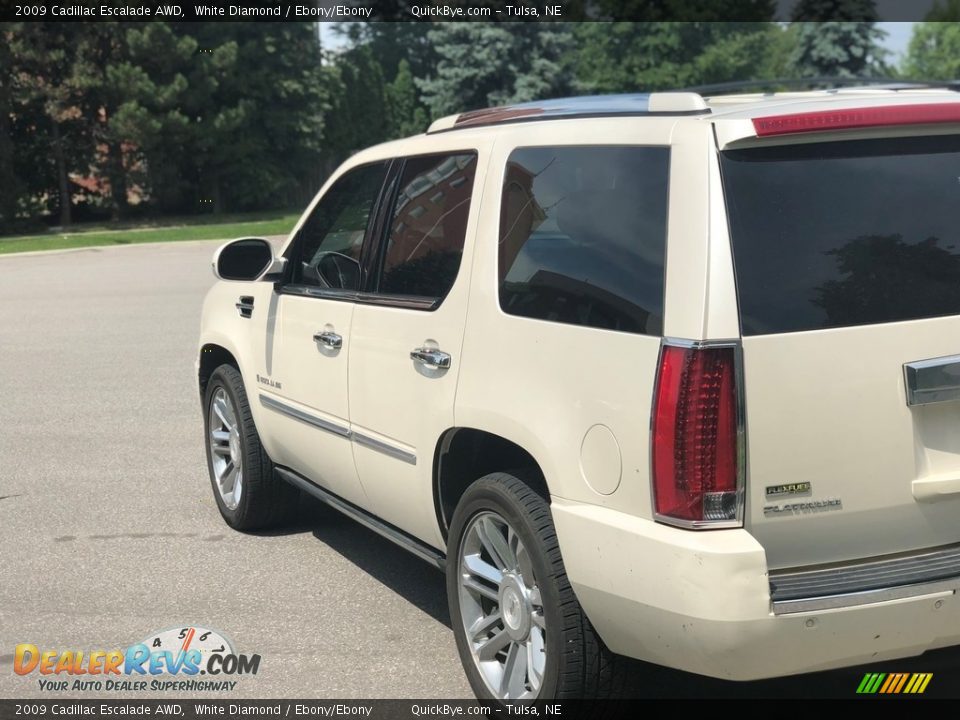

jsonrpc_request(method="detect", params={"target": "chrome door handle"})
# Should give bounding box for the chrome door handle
[410,347,451,369]
[313,331,342,350]
[905,354,960,406]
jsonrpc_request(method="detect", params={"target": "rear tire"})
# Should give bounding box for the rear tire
[203,364,298,530]
[446,472,629,700]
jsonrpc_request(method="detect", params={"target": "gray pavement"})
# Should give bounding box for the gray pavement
[1,240,958,700]
[0,239,471,699]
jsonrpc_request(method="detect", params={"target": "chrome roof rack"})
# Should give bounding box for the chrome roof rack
[426,92,710,134]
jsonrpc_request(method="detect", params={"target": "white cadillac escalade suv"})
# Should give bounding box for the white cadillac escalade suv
[198,89,960,699]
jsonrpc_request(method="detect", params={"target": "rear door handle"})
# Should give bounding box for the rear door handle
[904,354,960,406]
[410,347,451,369]
[313,330,342,350]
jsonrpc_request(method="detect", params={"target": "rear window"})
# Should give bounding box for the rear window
[721,135,960,335]
[498,146,669,336]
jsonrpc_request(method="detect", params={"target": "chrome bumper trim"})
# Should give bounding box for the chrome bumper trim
[770,543,960,615]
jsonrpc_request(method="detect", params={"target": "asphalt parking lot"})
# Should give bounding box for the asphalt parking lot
[0,239,957,700]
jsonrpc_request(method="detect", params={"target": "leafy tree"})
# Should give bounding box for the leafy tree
[417,23,576,117]
[925,0,960,20]
[903,21,960,80]
[387,60,429,138]
[788,0,889,79]
[575,22,783,93]
[325,44,391,162]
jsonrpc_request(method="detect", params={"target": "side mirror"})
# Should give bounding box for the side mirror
[212,238,283,281]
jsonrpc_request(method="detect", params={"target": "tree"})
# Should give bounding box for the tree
[788,0,889,79]
[417,23,576,118]
[7,23,89,227]
[575,22,783,93]
[926,0,960,20]
[903,21,960,80]
[325,44,391,161]
[387,60,429,138]
[0,24,21,232]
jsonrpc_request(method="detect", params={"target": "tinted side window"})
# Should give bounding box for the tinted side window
[377,153,477,299]
[290,162,388,290]
[498,146,669,335]
[721,136,960,335]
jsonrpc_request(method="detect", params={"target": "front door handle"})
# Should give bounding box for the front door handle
[313,330,342,350]
[410,347,451,369]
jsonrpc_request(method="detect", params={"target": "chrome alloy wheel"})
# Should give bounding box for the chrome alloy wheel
[458,512,546,700]
[208,387,243,511]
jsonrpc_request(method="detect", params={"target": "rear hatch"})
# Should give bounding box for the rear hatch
[721,132,960,570]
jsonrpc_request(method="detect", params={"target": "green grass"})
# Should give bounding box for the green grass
[0,211,300,255]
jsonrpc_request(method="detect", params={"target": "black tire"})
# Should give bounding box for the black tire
[446,472,630,701]
[203,364,298,531]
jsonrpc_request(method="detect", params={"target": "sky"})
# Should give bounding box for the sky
[880,22,915,61]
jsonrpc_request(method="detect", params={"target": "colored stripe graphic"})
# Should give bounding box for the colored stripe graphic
[857,672,932,694]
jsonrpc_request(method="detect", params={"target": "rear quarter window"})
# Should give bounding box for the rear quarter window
[721,135,960,335]
[498,145,669,336]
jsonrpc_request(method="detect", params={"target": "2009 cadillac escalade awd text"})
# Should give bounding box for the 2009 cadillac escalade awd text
[197,89,960,699]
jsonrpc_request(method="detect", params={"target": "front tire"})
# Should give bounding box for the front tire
[447,473,626,701]
[203,364,297,530]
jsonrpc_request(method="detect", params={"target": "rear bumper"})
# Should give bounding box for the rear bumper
[552,499,960,681]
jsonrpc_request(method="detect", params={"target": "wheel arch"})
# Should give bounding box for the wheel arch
[433,427,551,542]
[198,342,242,399]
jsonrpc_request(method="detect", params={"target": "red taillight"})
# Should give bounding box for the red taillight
[752,103,960,137]
[652,343,741,526]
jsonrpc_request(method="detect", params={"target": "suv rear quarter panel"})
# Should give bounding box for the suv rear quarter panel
[455,118,725,518]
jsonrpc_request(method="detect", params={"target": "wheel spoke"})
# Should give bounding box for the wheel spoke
[462,575,499,603]
[221,396,236,427]
[477,629,512,661]
[531,610,545,629]
[527,629,545,689]
[480,516,517,572]
[219,462,236,494]
[468,611,503,642]
[517,543,535,585]
[500,641,528,698]
[213,395,230,427]
[463,553,503,587]
[212,444,231,457]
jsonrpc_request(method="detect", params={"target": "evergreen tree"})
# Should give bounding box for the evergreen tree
[789,0,889,79]
[417,23,576,117]
[387,60,429,138]
[325,44,391,160]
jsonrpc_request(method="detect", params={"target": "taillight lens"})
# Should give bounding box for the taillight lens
[652,343,741,526]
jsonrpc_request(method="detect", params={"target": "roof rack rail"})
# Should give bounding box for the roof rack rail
[426,92,709,134]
